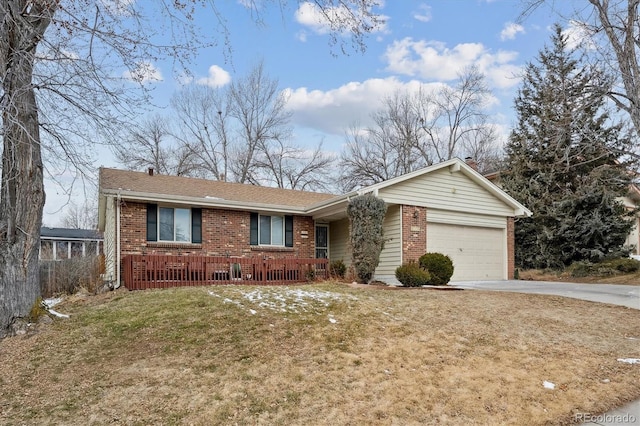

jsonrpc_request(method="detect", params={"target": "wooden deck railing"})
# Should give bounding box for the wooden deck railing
[122,255,328,290]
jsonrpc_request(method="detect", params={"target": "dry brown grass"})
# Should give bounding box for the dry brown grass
[1,282,639,425]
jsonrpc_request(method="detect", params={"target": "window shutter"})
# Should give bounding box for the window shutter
[146,204,157,242]
[191,208,202,244]
[285,215,294,247]
[250,212,258,245]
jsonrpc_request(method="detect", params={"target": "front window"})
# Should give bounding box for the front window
[56,241,69,260]
[259,215,284,246]
[159,207,191,242]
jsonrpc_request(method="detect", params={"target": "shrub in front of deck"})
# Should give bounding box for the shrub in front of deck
[329,259,347,279]
[419,252,454,285]
[347,193,387,284]
[395,262,431,287]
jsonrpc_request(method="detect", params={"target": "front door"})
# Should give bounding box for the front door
[315,225,329,259]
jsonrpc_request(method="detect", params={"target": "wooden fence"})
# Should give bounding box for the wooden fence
[122,254,328,290]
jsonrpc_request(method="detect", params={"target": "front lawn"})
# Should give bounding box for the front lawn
[0,283,638,425]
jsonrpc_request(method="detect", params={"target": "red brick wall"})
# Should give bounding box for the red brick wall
[507,217,515,279]
[401,205,427,263]
[119,202,316,260]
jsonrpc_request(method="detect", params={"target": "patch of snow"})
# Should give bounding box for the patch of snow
[617,358,640,364]
[329,316,337,324]
[249,309,257,315]
[48,309,69,319]
[209,287,357,316]
[543,381,555,389]
[43,297,63,308]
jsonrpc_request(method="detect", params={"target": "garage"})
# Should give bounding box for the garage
[427,222,505,281]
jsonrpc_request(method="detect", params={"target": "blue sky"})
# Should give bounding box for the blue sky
[43,0,579,226]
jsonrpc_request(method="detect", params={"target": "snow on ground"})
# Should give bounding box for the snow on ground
[43,297,70,318]
[43,298,63,308]
[617,358,640,364]
[208,288,358,320]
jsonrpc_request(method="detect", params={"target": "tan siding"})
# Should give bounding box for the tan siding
[104,196,117,282]
[329,218,351,267]
[427,209,506,228]
[379,167,514,217]
[375,205,402,276]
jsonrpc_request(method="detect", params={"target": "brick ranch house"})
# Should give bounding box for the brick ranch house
[98,158,531,288]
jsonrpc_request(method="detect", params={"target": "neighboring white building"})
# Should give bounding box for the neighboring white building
[622,185,640,255]
[40,227,103,260]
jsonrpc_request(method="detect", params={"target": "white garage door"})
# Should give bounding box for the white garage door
[426,223,505,281]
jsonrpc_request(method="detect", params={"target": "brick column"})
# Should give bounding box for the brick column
[402,205,427,263]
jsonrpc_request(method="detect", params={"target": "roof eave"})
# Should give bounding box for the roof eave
[100,189,309,214]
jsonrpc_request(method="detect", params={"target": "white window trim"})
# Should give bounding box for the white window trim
[158,206,192,243]
[258,214,285,247]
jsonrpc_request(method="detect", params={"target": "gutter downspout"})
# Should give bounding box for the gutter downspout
[115,191,122,289]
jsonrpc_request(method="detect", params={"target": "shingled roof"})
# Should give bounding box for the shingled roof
[99,168,337,209]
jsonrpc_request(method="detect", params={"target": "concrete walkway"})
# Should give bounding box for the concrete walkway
[449,280,640,425]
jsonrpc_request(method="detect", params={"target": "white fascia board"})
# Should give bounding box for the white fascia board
[305,192,354,212]
[101,189,308,215]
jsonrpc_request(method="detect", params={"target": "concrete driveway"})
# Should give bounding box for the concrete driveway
[450,280,640,310]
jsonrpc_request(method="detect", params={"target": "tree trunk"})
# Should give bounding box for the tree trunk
[0,1,54,335]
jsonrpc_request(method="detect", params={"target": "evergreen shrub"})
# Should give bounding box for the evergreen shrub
[569,258,640,277]
[395,262,431,287]
[347,194,387,283]
[602,258,640,273]
[419,252,454,285]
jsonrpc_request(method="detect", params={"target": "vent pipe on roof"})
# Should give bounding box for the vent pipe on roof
[148,167,154,176]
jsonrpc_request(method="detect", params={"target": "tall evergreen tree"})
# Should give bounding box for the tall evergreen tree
[501,25,636,269]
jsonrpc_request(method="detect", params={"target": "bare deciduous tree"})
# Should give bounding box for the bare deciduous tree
[339,67,499,191]
[169,61,334,189]
[339,94,425,191]
[61,197,98,230]
[228,60,293,184]
[115,115,198,176]
[0,0,383,334]
[252,139,335,191]
[416,66,497,164]
[521,0,640,136]
[170,85,232,180]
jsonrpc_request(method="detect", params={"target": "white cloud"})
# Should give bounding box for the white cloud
[284,77,439,136]
[562,20,596,50]
[100,0,135,16]
[196,65,232,88]
[413,4,432,23]
[123,61,163,83]
[500,22,525,41]
[382,37,522,89]
[294,1,388,37]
